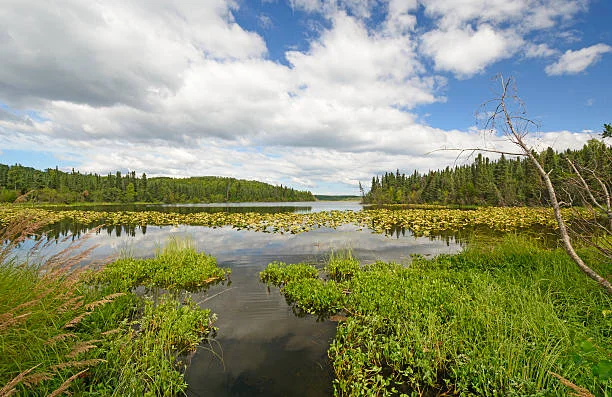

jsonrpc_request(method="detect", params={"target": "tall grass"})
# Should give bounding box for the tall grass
[262,238,612,396]
[0,219,116,395]
[1,221,227,396]
[94,235,229,293]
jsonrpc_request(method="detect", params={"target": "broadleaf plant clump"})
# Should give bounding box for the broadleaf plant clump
[261,238,612,396]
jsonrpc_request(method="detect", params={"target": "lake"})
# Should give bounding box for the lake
[18,202,464,396]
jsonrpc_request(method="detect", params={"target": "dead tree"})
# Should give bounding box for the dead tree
[483,75,612,294]
[563,146,612,261]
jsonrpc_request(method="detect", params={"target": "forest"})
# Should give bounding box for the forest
[364,138,612,206]
[0,165,315,203]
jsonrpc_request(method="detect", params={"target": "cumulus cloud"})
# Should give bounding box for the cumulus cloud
[421,25,521,77]
[0,0,266,108]
[1,5,441,153]
[545,43,612,75]
[0,0,604,193]
[384,0,418,34]
[417,0,588,76]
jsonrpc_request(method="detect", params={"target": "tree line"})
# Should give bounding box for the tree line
[364,138,612,206]
[0,165,315,203]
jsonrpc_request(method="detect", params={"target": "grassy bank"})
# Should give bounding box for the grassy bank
[261,238,612,396]
[0,223,229,396]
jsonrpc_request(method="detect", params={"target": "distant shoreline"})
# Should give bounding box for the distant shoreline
[314,195,361,202]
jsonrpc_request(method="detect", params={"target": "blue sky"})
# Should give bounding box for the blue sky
[0,0,611,194]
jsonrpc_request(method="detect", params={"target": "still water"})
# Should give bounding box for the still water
[42,200,364,214]
[27,202,463,396]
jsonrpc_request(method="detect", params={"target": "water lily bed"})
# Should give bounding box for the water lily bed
[0,205,565,236]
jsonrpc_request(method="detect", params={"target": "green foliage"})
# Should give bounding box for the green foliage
[365,139,612,207]
[0,188,17,203]
[264,237,612,396]
[1,230,225,396]
[283,278,345,316]
[93,296,215,396]
[0,163,315,204]
[603,123,612,139]
[326,250,360,282]
[259,261,318,286]
[95,238,230,292]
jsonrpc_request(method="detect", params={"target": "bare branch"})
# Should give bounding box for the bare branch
[426,148,526,157]
[566,158,606,212]
[489,74,612,294]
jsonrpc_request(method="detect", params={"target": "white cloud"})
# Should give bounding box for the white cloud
[384,0,418,34]
[0,0,266,108]
[0,0,604,194]
[418,0,588,76]
[545,43,612,75]
[285,13,434,108]
[524,43,558,58]
[421,25,522,77]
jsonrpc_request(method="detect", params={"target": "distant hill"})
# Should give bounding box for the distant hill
[315,195,361,201]
[0,163,315,204]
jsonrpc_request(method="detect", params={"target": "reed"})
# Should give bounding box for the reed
[1,220,224,396]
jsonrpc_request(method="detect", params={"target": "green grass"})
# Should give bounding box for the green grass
[1,225,228,396]
[261,238,612,396]
[88,296,216,396]
[326,250,360,282]
[93,236,230,292]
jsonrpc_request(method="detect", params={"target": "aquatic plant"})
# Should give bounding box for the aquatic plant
[1,221,226,396]
[262,237,612,396]
[259,261,318,286]
[325,250,360,282]
[1,204,572,238]
[283,278,346,316]
[94,237,230,292]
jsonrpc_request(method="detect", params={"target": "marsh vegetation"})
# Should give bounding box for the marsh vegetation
[261,239,612,396]
[0,224,229,396]
[1,201,610,396]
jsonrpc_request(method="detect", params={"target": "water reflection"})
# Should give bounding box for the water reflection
[11,202,471,397]
[11,221,463,396]
[41,218,471,249]
[42,201,363,215]
[186,261,336,397]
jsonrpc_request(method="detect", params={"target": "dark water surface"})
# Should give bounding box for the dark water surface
[18,203,463,396]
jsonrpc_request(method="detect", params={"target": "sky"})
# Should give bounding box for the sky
[0,0,611,195]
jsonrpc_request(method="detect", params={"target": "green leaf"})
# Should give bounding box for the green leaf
[592,360,612,380]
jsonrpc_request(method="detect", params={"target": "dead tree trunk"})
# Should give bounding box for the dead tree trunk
[491,75,612,295]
